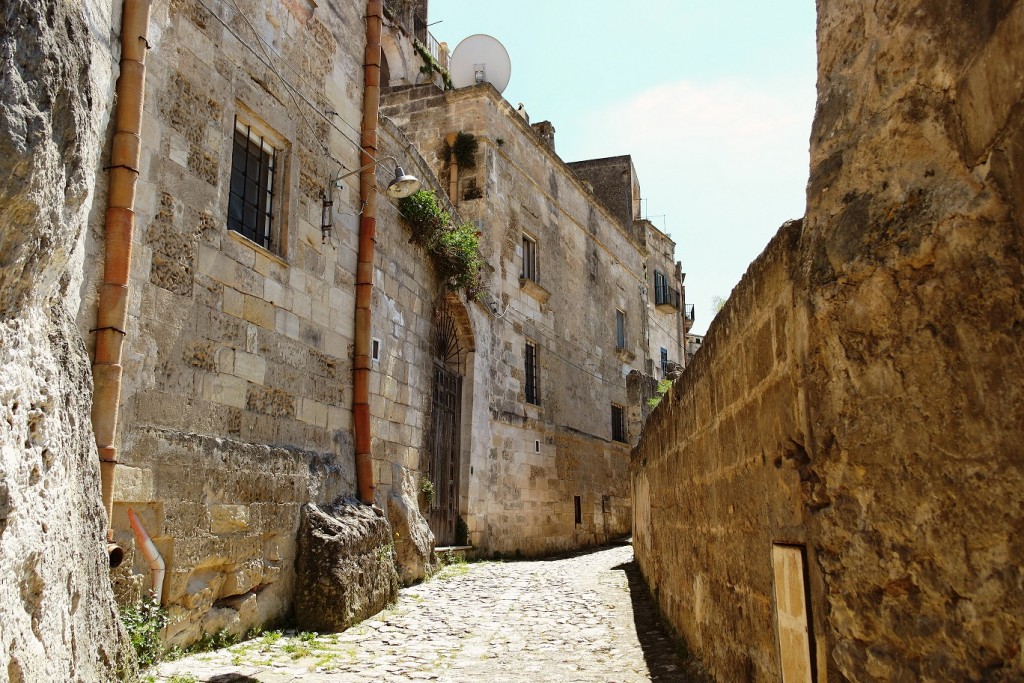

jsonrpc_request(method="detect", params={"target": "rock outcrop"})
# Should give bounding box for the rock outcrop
[632,1,1024,681]
[0,0,134,680]
[293,501,399,632]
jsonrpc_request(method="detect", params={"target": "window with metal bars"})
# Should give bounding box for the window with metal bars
[615,309,626,350]
[228,118,276,250]
[611,404,626,443]
[660,347,669,375]
[524,340,539,405]
[521,234,538,282]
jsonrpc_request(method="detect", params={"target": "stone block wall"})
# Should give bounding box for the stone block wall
[77,0,444,644]
[633,220,808,680]
[632,1,1024,680]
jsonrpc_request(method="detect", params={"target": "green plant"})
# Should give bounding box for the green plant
[647,378,674,408]
[397,189,486,299]
[168,674,199,683]
[420,477,435,505]
[443,132,478,169]
[413,40,453,90]
[120,595,168,669]
[433,220,484,298]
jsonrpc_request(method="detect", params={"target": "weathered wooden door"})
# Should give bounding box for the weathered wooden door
[772,544,816,683]
[428,305,462,545]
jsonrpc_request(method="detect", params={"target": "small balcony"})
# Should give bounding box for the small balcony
[684,304,696,325]
[654,283,681,312]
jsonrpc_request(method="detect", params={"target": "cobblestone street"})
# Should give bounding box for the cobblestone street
[151,542,708,682]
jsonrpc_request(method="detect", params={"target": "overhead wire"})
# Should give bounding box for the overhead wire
[194,0,375,177]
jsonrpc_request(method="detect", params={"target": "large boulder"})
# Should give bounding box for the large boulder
[386,465,435,584]
[293,501,398,632]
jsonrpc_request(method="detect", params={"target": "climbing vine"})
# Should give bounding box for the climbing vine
[398,189,485,300]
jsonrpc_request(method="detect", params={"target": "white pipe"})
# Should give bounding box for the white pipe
[126,507,166,605]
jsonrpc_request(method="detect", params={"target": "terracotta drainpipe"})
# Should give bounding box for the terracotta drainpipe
[126,507,165,604]
[353,0,384,505]
[93,0,152,567]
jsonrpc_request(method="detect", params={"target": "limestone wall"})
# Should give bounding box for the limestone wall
[633,221,809,680]
[632,1,1024,680]
[76,0,444,644]
[0,1,133,680]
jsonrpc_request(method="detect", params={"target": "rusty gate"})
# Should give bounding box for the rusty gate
[427,304,462,545]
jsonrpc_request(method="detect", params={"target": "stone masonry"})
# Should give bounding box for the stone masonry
[632,1,1024,680]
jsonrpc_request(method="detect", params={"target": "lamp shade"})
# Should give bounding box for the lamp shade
[385,166,421,199]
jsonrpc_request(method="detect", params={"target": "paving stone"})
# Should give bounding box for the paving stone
[151,543,709,682]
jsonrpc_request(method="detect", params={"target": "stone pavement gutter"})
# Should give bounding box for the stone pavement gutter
[150,543,710,682]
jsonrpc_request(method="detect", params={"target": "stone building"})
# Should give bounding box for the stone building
[52,0,687,647]
[632,1,1024,681]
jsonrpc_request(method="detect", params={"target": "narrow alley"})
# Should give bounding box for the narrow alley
[151,543,708,682]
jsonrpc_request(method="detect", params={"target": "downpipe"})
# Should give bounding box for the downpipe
[93,0,153,567]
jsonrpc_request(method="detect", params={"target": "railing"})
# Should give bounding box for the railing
[654,283,680,310]
[684,304,695,322]
[426,30,448,70]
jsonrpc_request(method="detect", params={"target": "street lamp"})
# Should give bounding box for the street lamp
[321,156,422,241]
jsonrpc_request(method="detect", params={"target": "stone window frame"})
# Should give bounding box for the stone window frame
[611,403,627,443]
[226,105,292,258]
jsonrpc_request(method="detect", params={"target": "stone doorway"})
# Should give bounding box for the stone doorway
[427,301,463,545]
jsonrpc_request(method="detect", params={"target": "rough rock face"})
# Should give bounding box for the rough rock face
[803,1,1024,678]
[386,465,435,584]
[0,1,134,680]
[293,501,399,632]
[633,2,1024,681]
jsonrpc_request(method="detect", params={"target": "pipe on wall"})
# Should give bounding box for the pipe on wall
[353,0,384,505]
[93,0,152,566]
[126,507,165,604]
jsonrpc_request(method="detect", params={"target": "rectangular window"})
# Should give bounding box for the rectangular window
[601,495,610,514]
[524,341,540,405]
[615,309,626,350]
[660,347,669,375]
[611,404,626,443]
[521,234,538,282]
[228,118,277,250]
[574,495,582,525]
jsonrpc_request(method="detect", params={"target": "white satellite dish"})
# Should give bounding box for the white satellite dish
[449,34,511,94]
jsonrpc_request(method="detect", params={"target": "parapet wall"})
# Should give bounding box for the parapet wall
[633,1,1024,680]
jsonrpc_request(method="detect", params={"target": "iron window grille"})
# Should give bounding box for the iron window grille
[521,234,538,282]
[615,310,626,350]
[660,347,669,375]
[611,404,627,443]
[524,341,540,405]
[228,118,276,250]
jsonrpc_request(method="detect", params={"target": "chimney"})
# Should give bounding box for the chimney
[531,120,556,152]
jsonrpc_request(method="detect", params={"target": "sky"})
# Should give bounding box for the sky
[427,0,819,335]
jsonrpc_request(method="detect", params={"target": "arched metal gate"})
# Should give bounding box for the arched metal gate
[428,303,462,545]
